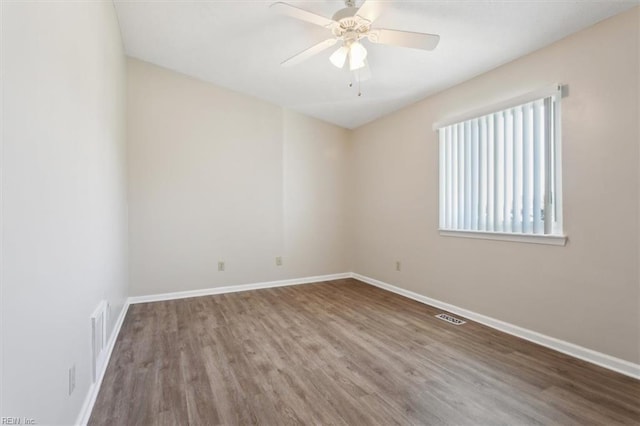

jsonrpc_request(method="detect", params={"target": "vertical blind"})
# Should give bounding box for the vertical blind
[438,93,561,236]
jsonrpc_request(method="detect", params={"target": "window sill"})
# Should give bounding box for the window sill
[439,229,567,246]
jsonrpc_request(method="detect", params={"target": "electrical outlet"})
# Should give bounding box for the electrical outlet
[275,256,282,266]
[218,261,225,272]
[68,364,76,395]
[395,261,401,272]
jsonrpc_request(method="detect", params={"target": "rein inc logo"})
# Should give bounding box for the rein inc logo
[1,418,36,425]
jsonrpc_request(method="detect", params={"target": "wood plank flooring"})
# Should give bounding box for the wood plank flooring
[89,279,640,425]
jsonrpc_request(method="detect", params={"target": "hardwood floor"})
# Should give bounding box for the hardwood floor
[89,279,640,425]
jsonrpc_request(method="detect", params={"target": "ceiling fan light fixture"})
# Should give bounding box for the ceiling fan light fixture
[329,45,349,69]
[348,41,367,71]
[349,56,366,71]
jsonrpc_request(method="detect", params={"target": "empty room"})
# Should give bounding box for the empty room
[2,0,639,425]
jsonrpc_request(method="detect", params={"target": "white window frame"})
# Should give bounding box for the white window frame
[434,84,566,246]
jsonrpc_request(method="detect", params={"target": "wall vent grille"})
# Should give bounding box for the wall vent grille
[91,301,108,382]
[435,313,466,325]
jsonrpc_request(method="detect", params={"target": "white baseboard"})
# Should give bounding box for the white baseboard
[352,273,640,380]
[128,272,352,304]
[75,301,130,426]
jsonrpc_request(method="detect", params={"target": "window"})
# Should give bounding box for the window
[436,86,565,245]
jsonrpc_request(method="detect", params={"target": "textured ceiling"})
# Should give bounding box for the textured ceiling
[114,0,637,129]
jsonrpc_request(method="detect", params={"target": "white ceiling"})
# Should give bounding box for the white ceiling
[114,0,637,129]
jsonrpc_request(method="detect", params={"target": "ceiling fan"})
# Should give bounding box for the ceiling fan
[271,0,440,76]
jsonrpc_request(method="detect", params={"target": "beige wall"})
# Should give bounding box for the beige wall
[127,59,350,296]
[1,1,128,424]
[351,8,640,363]
[283,110,351,278]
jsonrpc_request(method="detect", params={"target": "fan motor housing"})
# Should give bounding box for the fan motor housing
[331,7,371,39]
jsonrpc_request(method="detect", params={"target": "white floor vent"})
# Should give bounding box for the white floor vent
[91,301,109,383]
[435,313,466,325]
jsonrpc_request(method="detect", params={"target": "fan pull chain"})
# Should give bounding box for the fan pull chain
[347,76,362,97]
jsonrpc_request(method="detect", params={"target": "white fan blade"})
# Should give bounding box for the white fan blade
[355,0,383,23]
[271,2,336,28]
[369,29,440,51]
[281,39,337,67]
